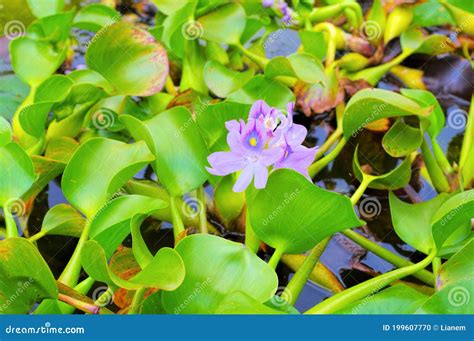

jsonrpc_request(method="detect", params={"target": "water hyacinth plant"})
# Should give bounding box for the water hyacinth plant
[0,0,472,320]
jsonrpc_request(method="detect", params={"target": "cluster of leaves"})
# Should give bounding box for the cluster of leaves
[0,0,473,315]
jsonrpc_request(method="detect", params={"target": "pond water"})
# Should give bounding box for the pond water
[0,2,471,313]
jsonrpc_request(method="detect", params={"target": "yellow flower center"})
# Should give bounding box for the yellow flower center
[249,137,257,147]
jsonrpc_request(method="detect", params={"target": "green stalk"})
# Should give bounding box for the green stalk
[309,3,363,26]
[169,196,185,240]
[432,257,441,278]
[268,248,284,270]
[129,287,147,314]
[4,209,19,238]
[234,43,269,69]
[430,136,453,175]
[459,95,474,189]
[245,210,260,253]
[313,23,337,67]
[58,219,92,287]
[284,237,331,305]
[58,293,100,315]
[314,127,343,161]
[305,249,437,314]
[28,230,46,243]
[197,187,208,234]
[309,136,347,177]
[341,229,434,285]
[421,137,450,193]
[350,175,373,205]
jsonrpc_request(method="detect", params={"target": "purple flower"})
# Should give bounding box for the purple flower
[206,100,316,192]
[262,0,274,8]
[207,117,285,192]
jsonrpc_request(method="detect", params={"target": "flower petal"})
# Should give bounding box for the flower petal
[249,99,271,119]
[253,163,269,189]
[233,165,254,192]
[207,151,246,176]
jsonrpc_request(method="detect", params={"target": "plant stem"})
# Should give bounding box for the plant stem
[341,229,434,285]
[129,287,147,314]
[285,237,331,305]
[432,257,441,278]
[165,76,177,96]
[58,219,92,287]
[244,210,260,253]
[234,43,269,69]
[430,137,453,175]
[459,95,474,190]
[197,187,208,234]
[350,175,373,205]
[28,230,46,243]
[268,248,284,270]
[313,22,338,67]
[421,137,450,193]
[305,249,437,314]
[314,127,343,161]
[57,293,100,314]
[4,209,19,238]
[169,196,185,240]
[309,136,347,177]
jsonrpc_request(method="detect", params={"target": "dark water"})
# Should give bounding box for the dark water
[1,6,471,312]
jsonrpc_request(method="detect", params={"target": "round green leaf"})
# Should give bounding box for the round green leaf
[0,117,12,147]
[197,3,246,45]
[382,118,423,157]
[203,60,253,98]
[90,194,168,258]
[247,169,364,254]
[27,0,64,18]
[342,89,432,139]
[264,53,326,84]
[86,22,169,96]
[73,3,120,32]
[120,107,209,196]
[438,239,474,290]
[41,204,85,238]
[0,142,35,206]
[0,238,57,314]
[161,234,278,314]
[353,146,412,190]
[61,138,154,217]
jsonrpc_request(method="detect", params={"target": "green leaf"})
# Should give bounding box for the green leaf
[86,22,169,96]
[416,279,473,314]
[390,192,472,256]
[413,0,453,27]
[196,101,250,153]
[400,89,445,139]
[27,0,64,18]
[0,142,35,206]
[161,234,278,314]
[61,138,154,217]
[0,117,12,147]
[9,37,67,86]
[0,238,57,314]
[264,53,326,84]
[298,31,327,61]
[73,3,120,32]
[247,169,363,254]
[214,175,245,224]
[90,194,167,258]
[27,11,73,43]
[215,291,286,314]
[342,89,432,140]
[335,284,428,314]
[400,28,455,55]
[81,240,185,291]
[197,3,246,45]
[151,0,187,15]
[431,190,474,251]
[180,40,208,94]
[228,75,295,109]
[41,204,85,238]
[120,107,209,196]
[204,60,253,98]
[353,147,412,190]
[0,75,29,121]
[382,118,423,157]
[438,239,474,290]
